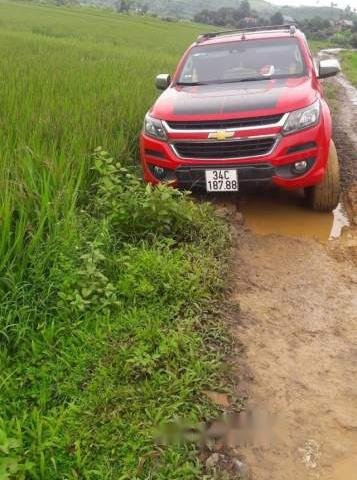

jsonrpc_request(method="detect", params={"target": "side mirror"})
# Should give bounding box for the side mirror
[318,59,341,79]
[155,74,171,90]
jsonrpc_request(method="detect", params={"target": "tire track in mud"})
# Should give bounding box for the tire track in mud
[332,74,357,183]
[333,79,357,223]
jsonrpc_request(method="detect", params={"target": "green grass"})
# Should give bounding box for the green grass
[308,39,332,55]
[0,1,205,278]
[341,51,357,87]
[323,82,339,114]
[0,3,231,479]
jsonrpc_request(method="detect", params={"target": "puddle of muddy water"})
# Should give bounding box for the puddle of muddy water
[239,191,350,242]
[327,454,357,480]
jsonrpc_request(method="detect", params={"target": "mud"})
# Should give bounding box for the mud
[210,57,357,479]
[229,228,357,480]
[238,190,349,242]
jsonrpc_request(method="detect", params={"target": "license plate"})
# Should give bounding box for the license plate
[205,169,239,192]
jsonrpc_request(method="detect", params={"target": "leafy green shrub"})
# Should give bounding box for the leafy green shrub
[331,30,352,47]
[53,148,228,317]
[351,33,357,48]
[58,239,121,314]
[91,147,219,245]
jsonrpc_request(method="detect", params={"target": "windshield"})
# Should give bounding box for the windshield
[177,38,306,85]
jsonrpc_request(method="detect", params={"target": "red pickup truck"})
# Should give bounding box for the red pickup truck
[140,25,341,211]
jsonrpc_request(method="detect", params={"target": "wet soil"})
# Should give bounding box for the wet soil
[229,227,357,480]
[321,49,357,191]
[206,60,357,479]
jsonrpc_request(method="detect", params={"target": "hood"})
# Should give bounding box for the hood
[150,77,318,121]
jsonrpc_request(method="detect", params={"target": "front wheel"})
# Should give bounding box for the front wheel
[305,141,340,212]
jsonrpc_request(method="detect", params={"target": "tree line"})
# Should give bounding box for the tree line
[193,1,285,28]
[193,0,357,48]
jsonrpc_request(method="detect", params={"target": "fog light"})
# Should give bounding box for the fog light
[153,166,165,180]
[293,161,308,173]
[149,164,176,183]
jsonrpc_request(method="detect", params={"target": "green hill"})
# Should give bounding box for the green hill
[280,5,344,21]
[101,0,274,18]
[137,0,274,18]
[84,0,346,22]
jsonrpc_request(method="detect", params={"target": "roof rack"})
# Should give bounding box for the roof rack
[196,24,297,43]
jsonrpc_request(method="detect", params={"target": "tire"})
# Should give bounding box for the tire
[306,141,340,212]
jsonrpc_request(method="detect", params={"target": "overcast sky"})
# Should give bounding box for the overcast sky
[270,0,357,8]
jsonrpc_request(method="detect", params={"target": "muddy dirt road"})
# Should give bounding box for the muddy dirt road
[212,63,357,479]
[230,228,357,480]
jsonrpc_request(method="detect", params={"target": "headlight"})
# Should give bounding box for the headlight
[283,100,321,135]
[144,114,167,141]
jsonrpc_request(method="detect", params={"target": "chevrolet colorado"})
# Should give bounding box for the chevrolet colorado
[140,25,341,211]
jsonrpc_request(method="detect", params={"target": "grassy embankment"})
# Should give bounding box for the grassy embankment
[341,50,357,86]
[308,39,332,53]
[0,3,231,479]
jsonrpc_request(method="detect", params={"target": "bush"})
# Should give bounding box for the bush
[331,30,352,47]
[351,33,357,48]
[91,147,219,245]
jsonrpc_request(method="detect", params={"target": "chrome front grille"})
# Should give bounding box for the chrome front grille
[172,137,277,160]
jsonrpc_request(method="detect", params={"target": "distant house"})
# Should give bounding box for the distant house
[336,19,354,29]
[243,17,258,26]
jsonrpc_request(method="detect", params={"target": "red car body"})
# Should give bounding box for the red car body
[140,27,337,192]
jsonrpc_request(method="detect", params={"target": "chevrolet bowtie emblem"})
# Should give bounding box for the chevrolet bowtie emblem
[208,130,235,141]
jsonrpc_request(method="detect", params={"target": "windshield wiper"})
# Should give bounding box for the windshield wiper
[219,76,272,84]
[176,77,273,86]
[176,81,210,86]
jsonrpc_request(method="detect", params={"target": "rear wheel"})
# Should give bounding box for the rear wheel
[306,141,340,212]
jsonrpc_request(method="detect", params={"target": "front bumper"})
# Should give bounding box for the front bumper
[140,120,330,190]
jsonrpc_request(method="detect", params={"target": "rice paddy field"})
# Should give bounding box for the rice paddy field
[0,3,230,479]
[0,1,206,276]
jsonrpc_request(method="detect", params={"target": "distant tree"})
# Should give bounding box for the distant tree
[194,3,282,30]
[194,9,210,24]
[238,0,251,18]
[194,7,237,27]
[330,2,338,20]
[257,16,270,27]
[299,16,334,40]
[115,0,130,13]
[351,32,357,47]
[270,11,284,26]
[141,4,149,15]
[344,5,352,18]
